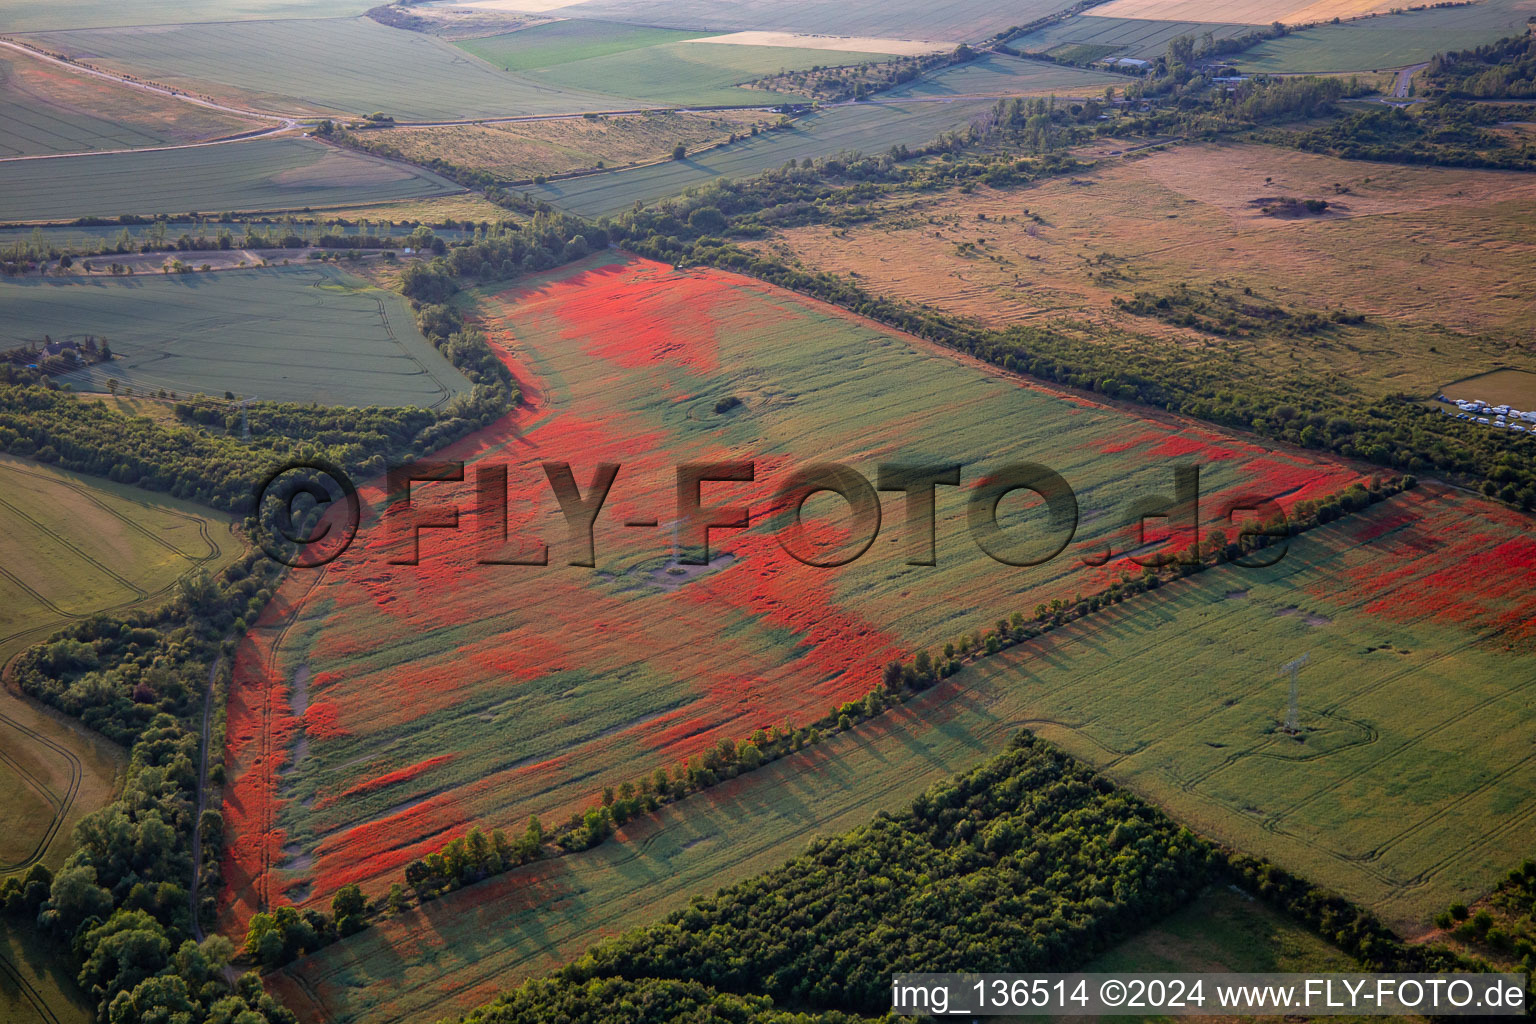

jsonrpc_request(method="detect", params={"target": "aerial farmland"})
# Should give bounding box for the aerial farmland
[2,0,1534,1023]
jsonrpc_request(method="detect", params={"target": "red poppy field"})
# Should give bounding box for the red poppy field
[264,476,1536,1024]
[218,252,1370,935]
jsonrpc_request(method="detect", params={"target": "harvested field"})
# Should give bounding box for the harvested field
[2,264,471,407]
[22,17,626,120]
[366,110,774,180]
[219,251,1367,944]
[751,140,1536,399]
[526,98,1000,216]
[0,49,258,158]
[1085,0,1394,26]
[269,478,1533,1024]
[0,137,464,222]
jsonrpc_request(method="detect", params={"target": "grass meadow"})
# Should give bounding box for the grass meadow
[0,137,463,222]
[525,99,999,216]
[754,141,1536,401]
[22,18,626,120]
[217,252,1366,946]
[3,265,471,407]
[266,480,1535,1024]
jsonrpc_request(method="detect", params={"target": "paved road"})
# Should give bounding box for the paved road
[1392,62,1429,99]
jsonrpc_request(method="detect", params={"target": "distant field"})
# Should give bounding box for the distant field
[267,478,1533,1024]
[0,453,239,880]
[1008,15,1256,61]
[219,251,1364,944]
[1237,0,1536,72]
[527,40,888,106]
[370,111,774,180]
[0,49,257,158]
[0,137,463,222]
[22,18,626,120]
[0,0,369,32]
[1,264,470,407]
[0,921,93,1024]
[514,0,1073,40]
[453,21,705,71]
[1443,369,1536,410]
[883,52,1123,97]
[526,98,999,216]
[1086,0,1394,24]
[752,141,1536,400]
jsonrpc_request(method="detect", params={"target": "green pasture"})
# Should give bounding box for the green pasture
[1238,0,1535,72]
[453,22,707,73]
[1,264,470,407]
[0,137,462,222]
[526,98,997,216]
[1008,15,1256,61]
[21,17,626,120]
[883,52,1123,97]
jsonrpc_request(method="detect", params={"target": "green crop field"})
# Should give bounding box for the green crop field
[1008,15,1257,61]
[1238,0,1535,72]
[1,264,471,407]
[526,40,887,106]
[271,479,1533,1024]
[0,137,463,223]
[883,52,1123,97]
[22,18,626,120]
[532,0,1078,42]
[453,21,707,73]
[526,98,999,216]
[0,452,239,885]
